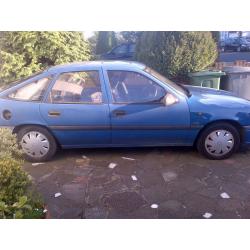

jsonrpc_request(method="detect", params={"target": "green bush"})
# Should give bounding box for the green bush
[0,128,23,159]
[0,129,44,219]
[135,31,218,79]
[0,195,32,219]
[0,31,90,85]
[0,157,44,219]
[0,157,28,203]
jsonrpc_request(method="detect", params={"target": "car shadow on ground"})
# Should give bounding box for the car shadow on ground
[53,146,196,161]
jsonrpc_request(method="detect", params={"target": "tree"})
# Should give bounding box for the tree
[0,32,90,85]
[88,32,99,56]
[211,31,220,44]
[119,31,142,43]
[110,31,117,48]
[135,31,218,79]
[95,31,117,55]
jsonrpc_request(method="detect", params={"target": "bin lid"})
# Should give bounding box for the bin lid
[188,70,226,77]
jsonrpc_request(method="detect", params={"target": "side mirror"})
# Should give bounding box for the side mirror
[162,93,179,106]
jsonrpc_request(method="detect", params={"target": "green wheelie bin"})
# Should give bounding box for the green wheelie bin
[188,70,226,90]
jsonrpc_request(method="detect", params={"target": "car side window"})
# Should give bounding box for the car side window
[107,71,166,103]
[48,71,102,104]
[8,77,52,102]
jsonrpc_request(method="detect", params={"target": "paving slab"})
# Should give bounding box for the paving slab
[22,147,250,219]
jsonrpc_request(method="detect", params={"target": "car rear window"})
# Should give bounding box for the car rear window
[0,71,45,93]
[8,76,52,102]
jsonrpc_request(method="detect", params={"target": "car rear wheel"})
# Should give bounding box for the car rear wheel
[17,126,57,162]
[197,123,240,160]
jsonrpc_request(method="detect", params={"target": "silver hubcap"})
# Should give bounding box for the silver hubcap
[21,131,50,158]
[205,130,234,157]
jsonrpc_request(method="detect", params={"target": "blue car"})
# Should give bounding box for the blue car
[100,43,136,60]
[1,61,250,162]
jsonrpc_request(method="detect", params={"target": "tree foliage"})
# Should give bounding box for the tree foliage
[0,32,90,85]
[135,31,218,79]
[211,31,220,44]
[119,31,142,43]
[95,31,117,55]
[88,31,99,56]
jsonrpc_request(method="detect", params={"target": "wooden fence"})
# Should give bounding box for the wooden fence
[214,60,250,70]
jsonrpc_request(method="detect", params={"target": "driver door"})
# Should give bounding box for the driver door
[106,70,191,146]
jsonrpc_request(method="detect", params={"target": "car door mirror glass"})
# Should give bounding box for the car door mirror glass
[162,93,179,106]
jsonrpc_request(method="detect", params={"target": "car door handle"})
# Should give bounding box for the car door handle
[48,111,61,117]
[113,110,126,116]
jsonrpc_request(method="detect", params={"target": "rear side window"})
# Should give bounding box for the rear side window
[8,77,52,101]
[48,71,102,104]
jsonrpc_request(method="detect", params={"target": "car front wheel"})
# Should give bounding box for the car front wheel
[17,126,57,162]
[197,123,240,160]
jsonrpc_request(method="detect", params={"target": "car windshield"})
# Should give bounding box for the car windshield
[144,67,189,96]
[0,70,44,92]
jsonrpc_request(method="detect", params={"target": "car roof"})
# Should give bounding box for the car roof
[47,60,146,73]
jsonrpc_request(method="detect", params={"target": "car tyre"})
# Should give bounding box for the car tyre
[196,123,240,160]
[17,126,57,162]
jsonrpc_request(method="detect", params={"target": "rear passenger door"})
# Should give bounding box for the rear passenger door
[40,69,111,147]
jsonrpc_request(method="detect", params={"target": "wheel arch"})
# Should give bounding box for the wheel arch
[194,119,244,146]
[13,124,61,148]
